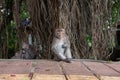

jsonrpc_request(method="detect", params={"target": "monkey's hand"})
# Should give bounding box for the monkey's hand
[62,44,67,48]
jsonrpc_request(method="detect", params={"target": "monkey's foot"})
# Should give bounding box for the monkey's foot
[54,59,62,62]
[64,58,72,63]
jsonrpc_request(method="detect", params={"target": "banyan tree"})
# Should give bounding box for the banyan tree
[0,0,120,60]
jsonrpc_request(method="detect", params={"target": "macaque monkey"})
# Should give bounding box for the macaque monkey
[11,42,36,59]
[51,28,72,63]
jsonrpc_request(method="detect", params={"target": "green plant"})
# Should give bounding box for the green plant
[20,2,30,20]
[86,34,92,48]
[112,0,118,24]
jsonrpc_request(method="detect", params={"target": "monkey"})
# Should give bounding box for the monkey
[51,28,72,63]
[11,50,23,59]
[11,42,36,59]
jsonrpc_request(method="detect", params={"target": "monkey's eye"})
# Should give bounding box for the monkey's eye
[57,32,60,34]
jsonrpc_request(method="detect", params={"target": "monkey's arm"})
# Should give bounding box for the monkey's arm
[65,47,72,59]
[51,44,66,60]
[51,38,58,53]
[62,37,70,48]
[51,44,61,54]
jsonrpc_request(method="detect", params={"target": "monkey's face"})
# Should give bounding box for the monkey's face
[55,29,65,39]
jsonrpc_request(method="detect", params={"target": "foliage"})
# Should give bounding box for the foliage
[86,34,91,48]
[8,20,15,49]
[20,1,29,20]
[112,0,119,24]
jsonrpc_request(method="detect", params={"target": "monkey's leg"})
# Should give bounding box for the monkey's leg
[52,47,66,60]
[56,52,67,60]
[65,48,72,59]
[64,48,72,63]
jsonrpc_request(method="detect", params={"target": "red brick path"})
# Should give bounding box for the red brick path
[0,59,119,80]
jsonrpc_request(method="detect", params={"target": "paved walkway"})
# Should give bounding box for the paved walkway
[0,59,119,80]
